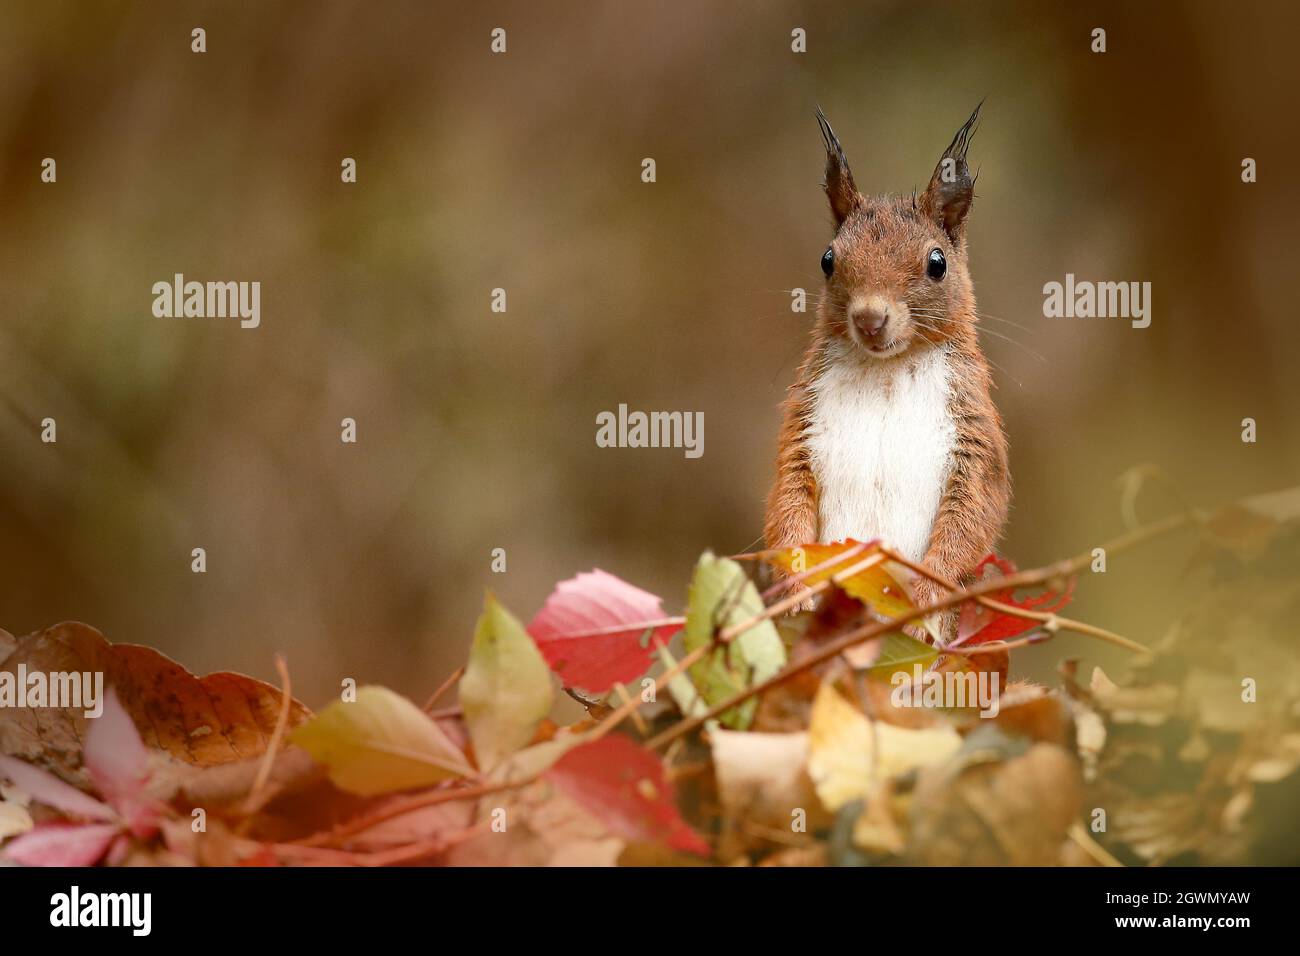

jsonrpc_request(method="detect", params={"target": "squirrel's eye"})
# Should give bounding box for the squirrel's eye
[926,247,946,281]
[821,247,834,278]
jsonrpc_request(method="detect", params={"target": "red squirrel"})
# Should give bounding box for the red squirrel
[764,105,1010,626]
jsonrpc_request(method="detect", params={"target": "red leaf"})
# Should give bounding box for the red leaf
[0,754,114,822]
[84,688,159,836]
[956,555,1075,647]
[527,570,682,692]
[545,735,710,856]
[1,821,121,867]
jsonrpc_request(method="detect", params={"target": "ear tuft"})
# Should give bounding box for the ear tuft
[921,101,982,243]
[816,107,859,226]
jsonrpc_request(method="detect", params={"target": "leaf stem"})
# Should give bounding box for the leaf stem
[422,665,464,713]
[240,654,293,817]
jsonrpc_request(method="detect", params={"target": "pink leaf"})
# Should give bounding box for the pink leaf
[84,687,158,835]
[545,735,710,856]
[0,754,114,822]
[528,569,683,692]
[105,833,132,866]
[1,821,121,867]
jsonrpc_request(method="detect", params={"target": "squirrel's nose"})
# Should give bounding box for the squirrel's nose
[849,296,891,339]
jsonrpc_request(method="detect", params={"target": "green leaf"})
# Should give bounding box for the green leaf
[289,686,472,796]
[682,552,786,729]
[657,643,715,732]
[461,592,554,771]
[863,632,939,682]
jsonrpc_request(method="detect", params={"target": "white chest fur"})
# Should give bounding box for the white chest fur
[806,344,957,562]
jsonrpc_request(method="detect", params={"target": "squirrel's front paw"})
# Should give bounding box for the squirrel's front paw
[786,582,818,614]
[907,576,957,645]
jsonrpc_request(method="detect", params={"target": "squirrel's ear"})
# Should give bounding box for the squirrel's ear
[920,102,981,243]
[816,108,859,226]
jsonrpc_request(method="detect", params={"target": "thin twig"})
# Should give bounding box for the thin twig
[241,654,293,816]
[422,665,464,713]
[613,682,647,734]
[722,551,886,641]
[1068,822,1125,867]
[757,539,873,600]
[879,547,1148,654]
[277,820,493,866]
[293,780,518,848]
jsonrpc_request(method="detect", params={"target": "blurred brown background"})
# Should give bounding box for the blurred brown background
[0,1,1296,705]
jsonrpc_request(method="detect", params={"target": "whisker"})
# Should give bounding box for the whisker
[973,325,1046,361]
[974,312,1034,332]
[908,308,1045,362]
[905,317,1027,388]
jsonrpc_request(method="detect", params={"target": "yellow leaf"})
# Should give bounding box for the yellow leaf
[767,541,913,618]
[289,686,471,796]
[807,683,961,811]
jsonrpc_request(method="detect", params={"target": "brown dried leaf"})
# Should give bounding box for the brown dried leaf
[908,738,1084,866]
[984,683,1071,746]
[0,622,309,784]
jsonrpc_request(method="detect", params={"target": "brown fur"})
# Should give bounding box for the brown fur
[764,107,1010,610]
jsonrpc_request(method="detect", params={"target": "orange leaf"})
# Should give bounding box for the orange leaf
[767,540,914,618]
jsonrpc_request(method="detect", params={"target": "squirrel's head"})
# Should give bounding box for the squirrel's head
[815,104,982,359]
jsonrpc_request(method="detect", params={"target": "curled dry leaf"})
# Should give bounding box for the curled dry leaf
[0,622,310,784]
[908,735,1084,866]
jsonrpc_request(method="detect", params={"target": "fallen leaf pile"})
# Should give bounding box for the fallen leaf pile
[1068,489,1300,866]
[1,488,1296,866]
